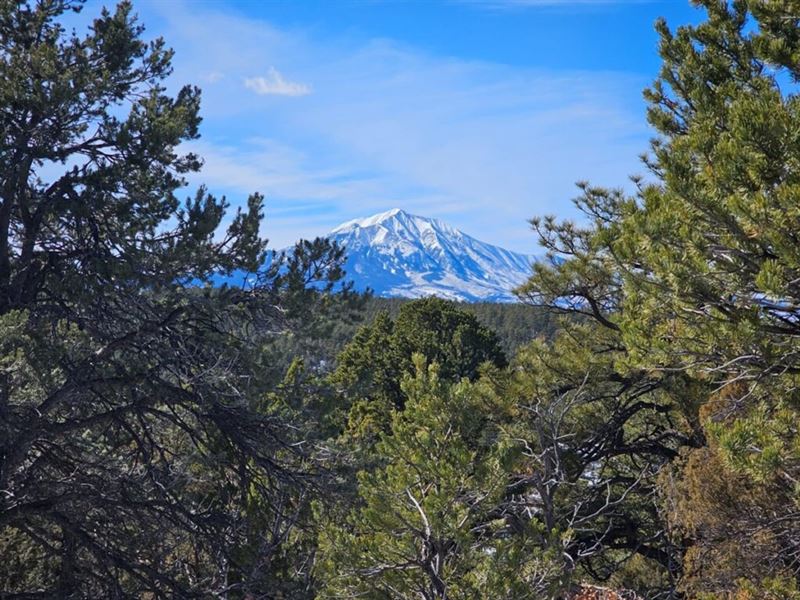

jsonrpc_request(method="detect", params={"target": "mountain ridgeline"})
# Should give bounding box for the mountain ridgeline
[328,208,538,302]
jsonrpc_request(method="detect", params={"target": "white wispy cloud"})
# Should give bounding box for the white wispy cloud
[244,67,311,97]
[104,0,650,251]
[203,71,225,83]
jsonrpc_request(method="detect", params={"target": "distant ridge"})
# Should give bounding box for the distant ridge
[327,208,538,303]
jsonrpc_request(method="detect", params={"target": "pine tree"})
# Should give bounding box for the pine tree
[519,0,800,595]
[615,2,800,593]
[317,356,566,599]
[0,1,347,596]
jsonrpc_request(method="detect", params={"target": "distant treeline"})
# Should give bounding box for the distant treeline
[340,296,559,357]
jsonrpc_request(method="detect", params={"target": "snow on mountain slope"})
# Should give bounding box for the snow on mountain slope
[328,208,537,303]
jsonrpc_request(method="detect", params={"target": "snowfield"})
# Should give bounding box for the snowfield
[328,208,538,303]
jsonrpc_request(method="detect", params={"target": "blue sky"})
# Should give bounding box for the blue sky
[82,0,700,253]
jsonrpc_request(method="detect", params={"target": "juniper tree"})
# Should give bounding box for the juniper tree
[331,297,507,412]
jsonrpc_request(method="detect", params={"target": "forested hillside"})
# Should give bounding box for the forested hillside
[3,1,800,599]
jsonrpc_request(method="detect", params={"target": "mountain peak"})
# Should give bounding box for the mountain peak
[332,208,409,232]
[327,209,538,303]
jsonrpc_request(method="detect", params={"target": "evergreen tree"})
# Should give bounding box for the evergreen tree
[332,297,507,411]
[317,356,566,599]
[513,220,692,596]
[615,2,800,594]
[519,1,800,595]
[0,1,348,596]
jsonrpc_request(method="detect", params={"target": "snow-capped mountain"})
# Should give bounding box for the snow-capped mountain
[328,208,537,303]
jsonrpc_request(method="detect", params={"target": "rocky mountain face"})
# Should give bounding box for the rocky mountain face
[327,208,537,303]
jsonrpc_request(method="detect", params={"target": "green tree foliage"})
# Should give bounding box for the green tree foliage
[332,297,507,411]
[319,294,688,598]
[517,1,800,595]
[619,2,800,594]
[323,299,511,548]
[0,1,350,596]
[317,356,567,599]
[303,296,555,379]
[498,322,688,594]
[462,301,558,356]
